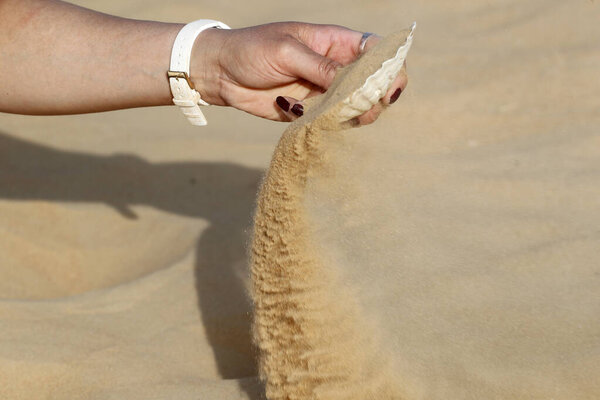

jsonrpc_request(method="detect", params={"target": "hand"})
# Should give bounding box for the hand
[190,22,407,125]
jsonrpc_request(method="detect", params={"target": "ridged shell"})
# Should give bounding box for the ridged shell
[338,22,416,121]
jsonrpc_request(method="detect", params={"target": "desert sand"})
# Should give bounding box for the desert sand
[1,0,599,399]
[251,28,415,400]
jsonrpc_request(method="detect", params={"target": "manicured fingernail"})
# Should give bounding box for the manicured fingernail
[291,103,304,117]
[390,88,402,104]
[276,96,290,112]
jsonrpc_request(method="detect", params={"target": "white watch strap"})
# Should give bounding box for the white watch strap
[168,19,231,126]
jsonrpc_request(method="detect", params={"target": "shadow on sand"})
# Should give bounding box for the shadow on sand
[0,130,265,398]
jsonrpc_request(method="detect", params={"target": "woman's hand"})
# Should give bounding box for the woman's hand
[191,22,408,125]
[0,1,405,123]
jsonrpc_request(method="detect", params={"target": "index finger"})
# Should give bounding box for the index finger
[296,23,371,66]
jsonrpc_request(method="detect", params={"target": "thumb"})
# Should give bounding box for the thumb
[285,42,341,90]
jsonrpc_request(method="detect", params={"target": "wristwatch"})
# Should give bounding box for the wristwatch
[168,19,231,126]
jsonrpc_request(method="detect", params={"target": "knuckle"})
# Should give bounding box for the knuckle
[318,59,338,78]
[276,38,296,60]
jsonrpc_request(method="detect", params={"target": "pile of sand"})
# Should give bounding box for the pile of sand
[1,0,599,399]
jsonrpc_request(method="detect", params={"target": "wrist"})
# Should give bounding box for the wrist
[188,27,229,106]
[155,22,186,106]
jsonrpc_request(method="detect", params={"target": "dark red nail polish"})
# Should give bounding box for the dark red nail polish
[291,103,304,117]
[276,96,290,112]
[390,88,402,104]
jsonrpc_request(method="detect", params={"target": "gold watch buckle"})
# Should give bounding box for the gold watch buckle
[167,71,196,90]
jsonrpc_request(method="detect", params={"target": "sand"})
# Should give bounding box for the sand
[250,29,413,400]
[1,0,599,399]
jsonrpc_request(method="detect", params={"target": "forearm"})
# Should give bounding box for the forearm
[0,0,182,115]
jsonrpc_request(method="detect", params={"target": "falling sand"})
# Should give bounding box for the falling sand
[250,27,415,400]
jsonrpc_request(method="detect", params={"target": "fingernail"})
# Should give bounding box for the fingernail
[291,103,304,117]
[276,96,290,112]
[390,88,402,104]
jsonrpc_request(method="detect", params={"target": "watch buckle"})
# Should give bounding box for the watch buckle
[167,71,196,90]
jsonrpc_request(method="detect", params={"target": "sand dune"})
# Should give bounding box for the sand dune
[1,0,599,399]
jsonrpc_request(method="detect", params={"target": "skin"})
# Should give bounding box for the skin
[0,0,407,125]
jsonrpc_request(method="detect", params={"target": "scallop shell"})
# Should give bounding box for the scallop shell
[337,22,416,121]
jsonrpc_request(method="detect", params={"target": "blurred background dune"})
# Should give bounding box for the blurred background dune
[0,0,599,399]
